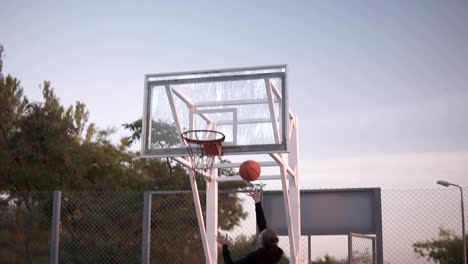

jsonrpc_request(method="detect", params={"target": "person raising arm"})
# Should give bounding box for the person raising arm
[218,189,283,264]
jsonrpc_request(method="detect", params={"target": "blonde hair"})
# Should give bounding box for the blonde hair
[257,229,279,249]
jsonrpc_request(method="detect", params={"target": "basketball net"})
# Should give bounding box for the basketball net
[181,130,225,181]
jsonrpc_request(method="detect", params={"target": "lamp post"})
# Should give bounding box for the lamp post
[437,180,466,264]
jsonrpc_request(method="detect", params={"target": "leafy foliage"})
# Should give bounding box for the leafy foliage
[123,118,180,149]
[0,44,248,263]
[413,227,467,264]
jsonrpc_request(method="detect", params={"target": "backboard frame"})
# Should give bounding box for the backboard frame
[141,65,289,158]
[140,64,301,264]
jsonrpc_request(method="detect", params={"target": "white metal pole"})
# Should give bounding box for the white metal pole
[206,157,219,264]
[188,166,212,264]
[288,116,301,262]
[274,153,298,264]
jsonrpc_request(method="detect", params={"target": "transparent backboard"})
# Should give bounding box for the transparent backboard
[141,65,288,158]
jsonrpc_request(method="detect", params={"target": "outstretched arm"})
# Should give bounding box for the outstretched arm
[218,234,234,264]
[255,202,267,232]
[248,189,267,232]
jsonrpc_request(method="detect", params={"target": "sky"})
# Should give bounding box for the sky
[1,0,467,190]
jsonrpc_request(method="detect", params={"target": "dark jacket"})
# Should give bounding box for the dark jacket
[222,203,283,264]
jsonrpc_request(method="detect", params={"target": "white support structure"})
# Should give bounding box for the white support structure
[188,164,213,263]
[289,114,301,263]
[165,85,215,263]
[173,113,300,264]
[153,71,300,264]
[265,79,280,143]
[165,85,186,147]
[206,158,218,264]
[267,114,300,263]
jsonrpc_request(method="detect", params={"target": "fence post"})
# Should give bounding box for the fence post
[372,237,376,264]
[50,191,61,264]
[142,192,152,264]
[374,188,384,264]
[348,233,352,264]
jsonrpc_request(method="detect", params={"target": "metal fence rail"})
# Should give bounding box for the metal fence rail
[0,188,466,264]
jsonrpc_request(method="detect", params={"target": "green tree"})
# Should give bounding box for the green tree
[123,118,179,148]
[123,118,180,175]
[413,227,467,264]
[0,44,249,263]
[0,45,29,191]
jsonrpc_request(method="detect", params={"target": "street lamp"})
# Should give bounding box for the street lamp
[437,180,466,264]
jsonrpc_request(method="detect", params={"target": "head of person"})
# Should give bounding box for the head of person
[257,228,279,249]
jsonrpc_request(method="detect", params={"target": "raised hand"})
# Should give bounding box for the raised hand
[247,188,263,203]
[217,232,230,246]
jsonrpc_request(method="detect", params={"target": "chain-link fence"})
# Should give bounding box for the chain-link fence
[381,188,467,264]
[0,192,53,264]
[1,188,467,264]
[348,233,376,264]
[59,192,142,264]
[147,191,278,264]
[149,191,204,263]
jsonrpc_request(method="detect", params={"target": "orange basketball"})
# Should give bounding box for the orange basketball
[239,160,261,181]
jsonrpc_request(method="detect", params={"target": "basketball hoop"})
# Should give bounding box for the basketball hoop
[181,130,225,176]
